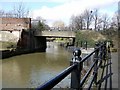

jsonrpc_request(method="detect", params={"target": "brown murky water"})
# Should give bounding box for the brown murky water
[2,42,73,88]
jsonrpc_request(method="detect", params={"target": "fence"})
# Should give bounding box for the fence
[37,41,112,90]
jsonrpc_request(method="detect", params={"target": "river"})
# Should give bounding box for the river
[2,42,73,88]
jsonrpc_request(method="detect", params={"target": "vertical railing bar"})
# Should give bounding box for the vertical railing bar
[104,55,108,89]
[81,50,96,63]
[81,43,104,63]
[98,60,106,90]
[108,45,112,90]
[109,58,112,90]
[105,43,109,89]
[87,74,96,90]
[93,43,99,85]
[98,42,107,90]
[87,55,103,90]
[80,59,97,87]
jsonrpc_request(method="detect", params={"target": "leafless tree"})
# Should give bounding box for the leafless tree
[13,2,29,18]
[102,14,110,30]
[70,14,85,30]
[0,10,4,17]
[83,9,93,30]
[5,11,16,18]
[0,2,29,18]
[92,9,99,31]
[97,18,103,31]
[110,11,119,30]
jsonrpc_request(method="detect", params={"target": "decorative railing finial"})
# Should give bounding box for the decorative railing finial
[73,49,81,57]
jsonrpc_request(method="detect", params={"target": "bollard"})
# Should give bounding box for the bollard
[70,49,82,89]
[93,43,99,85]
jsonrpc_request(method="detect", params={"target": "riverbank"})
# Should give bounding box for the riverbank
[0,41,17,50]
[1,48,46,59]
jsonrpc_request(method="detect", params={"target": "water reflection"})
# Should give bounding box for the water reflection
[2,42,72,88]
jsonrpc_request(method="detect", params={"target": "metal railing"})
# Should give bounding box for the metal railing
[37,41,112,90]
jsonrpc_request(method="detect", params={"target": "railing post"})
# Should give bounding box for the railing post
[70,49,82,90]
[103,41,107,60]
[93,43,99,85]
[99,42,104,67]
[107,44,112,90]
[107,45,111,59]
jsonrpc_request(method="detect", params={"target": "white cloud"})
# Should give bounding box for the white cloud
[0,0,76,3]
[31,0,119,26]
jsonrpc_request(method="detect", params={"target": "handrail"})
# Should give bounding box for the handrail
[81,43,104,63]
[37,64,77,90]
[36,42,112,90]
[87,55,103,90]
[80,59,97,87]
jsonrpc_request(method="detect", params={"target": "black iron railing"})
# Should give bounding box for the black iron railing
[36,41,112,90]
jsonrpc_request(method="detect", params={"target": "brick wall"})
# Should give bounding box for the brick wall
[0,17,31,31]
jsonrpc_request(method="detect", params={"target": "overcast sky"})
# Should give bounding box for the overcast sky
[0,0,119,26]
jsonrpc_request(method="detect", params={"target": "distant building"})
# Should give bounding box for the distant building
[0,18,31,41]
[0,17,31,31]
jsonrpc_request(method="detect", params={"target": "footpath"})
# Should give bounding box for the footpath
[110,52,118,88]
[81,48,118,89]
[100,52,118,89]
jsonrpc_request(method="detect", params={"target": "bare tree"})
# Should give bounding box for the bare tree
[5,11,15,18]
[69,15,76,30]
[83,9,93,30]
[109,11,119,31]
[70,14,85,30]
[13,2,29,18]
[97,18,103,31]
[52,20,65,30]
[0,10,4,17]
[92,9,99,31]
[0,2,29,18]
[102,14,109,30]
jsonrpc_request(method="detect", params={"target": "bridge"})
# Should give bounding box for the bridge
[34,31,75,38]
[36,42,118,90]
[32,30,76,51]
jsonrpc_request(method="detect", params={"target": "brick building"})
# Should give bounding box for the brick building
[0,17,31,31]
[0,18,31,42]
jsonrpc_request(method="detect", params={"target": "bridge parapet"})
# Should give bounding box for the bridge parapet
[34,31,75,38]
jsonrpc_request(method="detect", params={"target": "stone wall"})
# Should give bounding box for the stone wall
[0,17,31,42]
[0,31,18,42]
[17,29,46,51]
